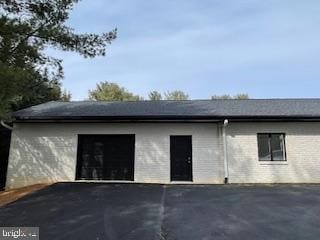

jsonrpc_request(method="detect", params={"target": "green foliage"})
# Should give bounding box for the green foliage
[0,62,63,119]
[0,0,116,120]
[61,89,72,101]
[164,90,189,100]
[148,90,189,100]
[89,82,143,101]
[148,91,162,100]
[234,93,249,99]
[211,93,249,100]
[0,0,116,58]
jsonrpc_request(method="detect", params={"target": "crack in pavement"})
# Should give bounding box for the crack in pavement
[157,185,167,240]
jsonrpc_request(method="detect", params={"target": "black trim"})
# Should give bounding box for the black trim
[0,126,11,190]
[14,115,320,123]
[14,119,221,123]
[76,134,135,181]
[170,135,193,182]
[257,133,287,161]
[75,135,80,181]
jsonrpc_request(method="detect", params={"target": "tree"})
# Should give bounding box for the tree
[234,93,250,99]
[89,82,143,101]
[164,90,189,100]
[0,0,116,119]
[211,93,249,100]
[61,89,72,101]
[148,91,162,100]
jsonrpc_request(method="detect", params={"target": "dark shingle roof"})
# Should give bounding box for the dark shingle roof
[13,99,320,121]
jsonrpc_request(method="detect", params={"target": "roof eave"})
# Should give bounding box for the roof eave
[13,115,320,123]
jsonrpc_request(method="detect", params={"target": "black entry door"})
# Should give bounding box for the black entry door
[170,136,192,181]
[76,135,135,181]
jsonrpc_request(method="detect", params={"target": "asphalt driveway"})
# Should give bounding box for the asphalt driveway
[0,183,320,240]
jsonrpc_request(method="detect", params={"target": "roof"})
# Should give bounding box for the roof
[13,99,320,122]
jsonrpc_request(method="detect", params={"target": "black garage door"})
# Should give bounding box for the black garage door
[76,135,135,181]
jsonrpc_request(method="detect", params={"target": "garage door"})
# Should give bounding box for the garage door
[76,135,135,181]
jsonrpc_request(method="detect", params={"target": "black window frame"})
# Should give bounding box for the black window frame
[257,133,287,161]
[75,134,135,181]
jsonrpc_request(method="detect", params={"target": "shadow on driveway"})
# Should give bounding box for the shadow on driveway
[0,183,320,240]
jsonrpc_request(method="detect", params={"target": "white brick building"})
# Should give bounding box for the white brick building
[5,100,320,188]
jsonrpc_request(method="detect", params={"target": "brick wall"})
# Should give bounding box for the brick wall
[6,123,224,188]
[227,122,320,183]
[8,121,320,188]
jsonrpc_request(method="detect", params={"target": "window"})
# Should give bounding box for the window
[257,133,286,161]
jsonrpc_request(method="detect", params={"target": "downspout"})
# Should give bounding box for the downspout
[0,120,13,131]
[222,119,229,184]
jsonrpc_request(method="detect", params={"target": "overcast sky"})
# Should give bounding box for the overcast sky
[48,0,320,100]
